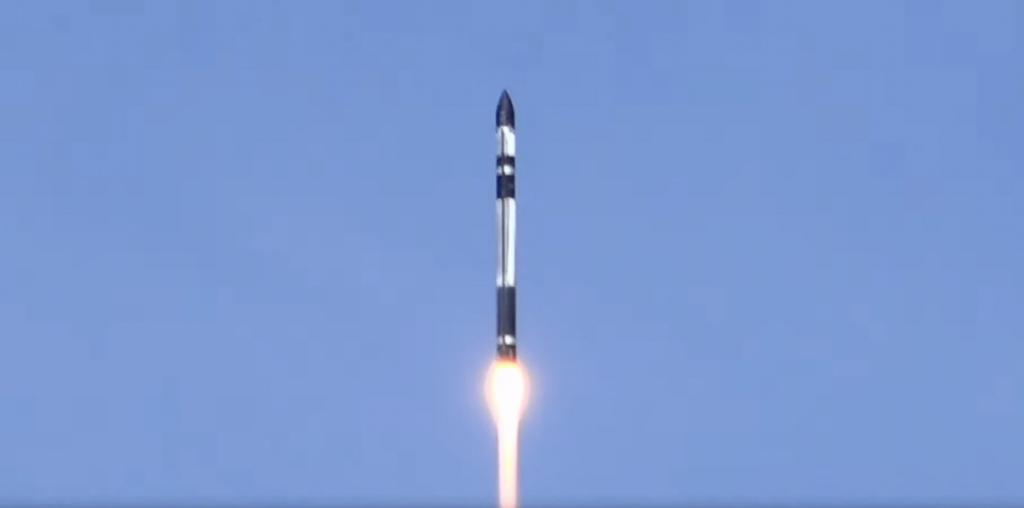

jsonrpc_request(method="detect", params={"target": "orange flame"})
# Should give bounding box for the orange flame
[486,359,529,508]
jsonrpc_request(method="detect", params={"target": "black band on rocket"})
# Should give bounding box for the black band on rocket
[497,155,516,167]
[497,175,516,199]
[497,286,517,337]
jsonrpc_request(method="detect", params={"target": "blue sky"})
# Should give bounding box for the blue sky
[1,1,1022,505]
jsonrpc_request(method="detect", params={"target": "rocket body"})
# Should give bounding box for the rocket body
[496,91,517,361]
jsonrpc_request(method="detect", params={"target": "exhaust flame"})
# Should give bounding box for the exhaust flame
[486,359,529,508]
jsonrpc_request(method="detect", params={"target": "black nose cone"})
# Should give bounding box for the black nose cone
[496,90,515,128]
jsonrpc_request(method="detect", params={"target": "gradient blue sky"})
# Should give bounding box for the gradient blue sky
[1,1,1022,505]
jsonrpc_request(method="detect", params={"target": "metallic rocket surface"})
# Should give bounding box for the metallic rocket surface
[496,90,517,361]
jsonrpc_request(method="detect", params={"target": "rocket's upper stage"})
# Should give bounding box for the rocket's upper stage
[497,90,515,129]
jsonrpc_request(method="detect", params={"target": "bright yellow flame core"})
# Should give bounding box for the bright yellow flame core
[486,360,529,508]
[487,360,528,421]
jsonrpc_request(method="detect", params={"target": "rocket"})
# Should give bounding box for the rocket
[495,90,517,361]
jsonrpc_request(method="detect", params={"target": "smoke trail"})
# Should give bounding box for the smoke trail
[487,360,528,508]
